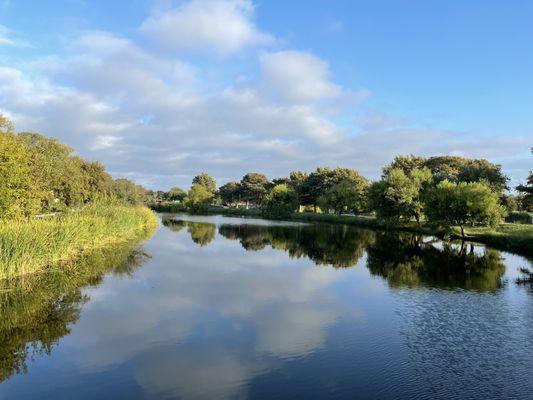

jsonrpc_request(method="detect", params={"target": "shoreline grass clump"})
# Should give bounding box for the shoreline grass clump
[0,201,157,279]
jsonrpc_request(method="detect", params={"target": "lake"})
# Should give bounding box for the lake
[1,214,532,399]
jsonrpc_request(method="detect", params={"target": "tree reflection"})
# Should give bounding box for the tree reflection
[218,223,376,268]
[167,218,507,290]
[366,231,506,291]
[0,244,149,382]
[163,219,216,246]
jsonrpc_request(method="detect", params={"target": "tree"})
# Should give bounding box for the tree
[240,173,270,207]
[516,174,533,211]
[262,184,298,219]
[425,180,506,238]
[318,180,368,215]
[185,183,214,213]
[382,155,426,177]
[424,156,508,193]
[299,167,368,211]
[369,167,432,223]
[515,148,532,211]
[166,186,186,202]
[218,181,241,206]
[112,179,148,204]
[192,173,216,194]
[0,131,40,218]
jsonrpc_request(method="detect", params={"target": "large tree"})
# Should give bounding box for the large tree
[369,167,432,223]
[192,173,217,194]
[166,186,186,202]
[185,183,214,213]
[299,167,368,211]
[515,148,533,211]
[425,180,506,238]
[262,184,298,219]
[239,173,270,207]
[218,181,241,206]
[319,180,368,215]
[383,155,509,193]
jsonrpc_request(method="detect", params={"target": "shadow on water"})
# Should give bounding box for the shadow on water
[0,243,150,382]
[164,216,506,291]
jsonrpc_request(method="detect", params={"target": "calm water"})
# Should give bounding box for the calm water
[1,214,532,399]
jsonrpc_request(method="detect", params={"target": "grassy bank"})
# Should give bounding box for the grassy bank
[169,205,532,257]
[0,202,158,279]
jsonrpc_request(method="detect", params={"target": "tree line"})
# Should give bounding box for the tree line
[0,115,150,218]
[161,153,532,237]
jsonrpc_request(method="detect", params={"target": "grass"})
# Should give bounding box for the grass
[0,201,158,279]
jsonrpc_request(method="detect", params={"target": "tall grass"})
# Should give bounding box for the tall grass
[0,201,158,279]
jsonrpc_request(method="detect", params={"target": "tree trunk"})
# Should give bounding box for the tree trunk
[460,224,465,239]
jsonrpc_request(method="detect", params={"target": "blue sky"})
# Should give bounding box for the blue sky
[0,0,531,189]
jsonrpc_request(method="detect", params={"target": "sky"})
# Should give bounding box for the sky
[0,0,531,190]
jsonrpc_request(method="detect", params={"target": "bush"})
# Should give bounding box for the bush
[505,211,532,224]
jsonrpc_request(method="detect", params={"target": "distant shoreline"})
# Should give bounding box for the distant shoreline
[151,203,533,258]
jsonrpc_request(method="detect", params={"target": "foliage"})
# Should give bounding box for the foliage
[318,179,368,215]
[425,180,506,237]
[384,154,509,193]
[262,184,298,219]
[219,181,241,205]
[112,178,149,204]
[185,183,214,213]
[166,186,186,202]
[369,167,432,223]
[515,150,532,211]
[0,115,150,218]
[192,172,217,194]
[239,172,270,206]
[0,131,40,218]
[505,211,532,224]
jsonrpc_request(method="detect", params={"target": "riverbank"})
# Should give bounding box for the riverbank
[0,202,158,279]
[154,204,533,258]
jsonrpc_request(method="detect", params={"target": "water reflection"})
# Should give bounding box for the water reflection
[1,215,531,399]
[0,244,148,382]
[164,219,216,246]
[165,217,506,290]
[366,232,506,291]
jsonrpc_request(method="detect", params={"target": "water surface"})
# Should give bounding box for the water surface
[1,214,532,399]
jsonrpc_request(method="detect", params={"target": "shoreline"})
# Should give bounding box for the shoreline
[0,203,158,280]
[152,203,533,258]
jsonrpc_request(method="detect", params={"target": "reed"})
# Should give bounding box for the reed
[0,201,158,279]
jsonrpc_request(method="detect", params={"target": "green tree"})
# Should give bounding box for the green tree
[369,167,432,223]
[240,173,270,207]
[262,184,298,219]
[425,180,506,238]
[192,173,216,194]
[185,183,214,213]
[382,154,427,177]
[0,131,40,218]
[112,178,148,204]
[166,186,186,202]
[218,181,241,205]
[515,148,532,211]
[318,179,368,215]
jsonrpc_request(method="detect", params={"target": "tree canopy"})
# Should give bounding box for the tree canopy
[425,180,506,237]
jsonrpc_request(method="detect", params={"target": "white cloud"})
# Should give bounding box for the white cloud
[0,1,529,190]
[140,0,274,55]
[259,50,342,104]
[0,24,14,46]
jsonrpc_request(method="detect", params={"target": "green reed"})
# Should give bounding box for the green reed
[0,201,158,279]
